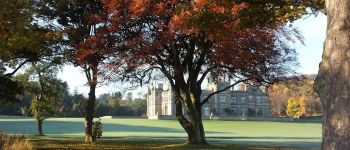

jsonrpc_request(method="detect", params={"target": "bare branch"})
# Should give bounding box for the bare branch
[3,59,32,78]
[197,66,215,84]
[200,78,250,106]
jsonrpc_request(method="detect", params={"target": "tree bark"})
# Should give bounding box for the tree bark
[186,120,206,144]
[175,92,207,144]
[84,84,96,143]
[315,0,350,149]
[36,118,44,136]
[84,65,98,143]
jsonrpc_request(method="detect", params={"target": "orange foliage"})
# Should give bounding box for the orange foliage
[97,0,299,87]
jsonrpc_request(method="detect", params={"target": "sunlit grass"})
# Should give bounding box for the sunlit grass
[0,117,322,149]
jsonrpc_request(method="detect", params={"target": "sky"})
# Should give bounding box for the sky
[291,13,327,74]
[57,14,327,98]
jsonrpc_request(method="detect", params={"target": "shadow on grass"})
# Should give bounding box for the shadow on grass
[30,137,320,150]
[207,136,321,140]
[0,119,229,135]
[1,119,321,149]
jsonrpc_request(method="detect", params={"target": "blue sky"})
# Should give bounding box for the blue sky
[58,14,327,97]
[291,13,327,74]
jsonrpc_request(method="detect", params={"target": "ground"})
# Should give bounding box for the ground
[0,116,321,149]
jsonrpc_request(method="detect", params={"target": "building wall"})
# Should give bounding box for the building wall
[147,83,270,119]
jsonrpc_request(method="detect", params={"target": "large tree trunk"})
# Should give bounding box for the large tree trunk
[36,118,44,136]
[175,92,207,144]
[315,0,350,149]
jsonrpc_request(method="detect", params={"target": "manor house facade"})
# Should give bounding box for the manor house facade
[146,82,270,119]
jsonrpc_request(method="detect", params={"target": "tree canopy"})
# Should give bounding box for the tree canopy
[0,0,63,104]
[0,0,329,146]
[98,0,304,144]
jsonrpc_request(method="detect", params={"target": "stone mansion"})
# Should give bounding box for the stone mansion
[146,82,270,119]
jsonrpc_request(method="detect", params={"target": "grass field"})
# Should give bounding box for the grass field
[0,116,322,149]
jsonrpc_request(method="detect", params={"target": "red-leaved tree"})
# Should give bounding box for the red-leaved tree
[74,10,125,142]
[102,0,301,144]
[36,0,117,143]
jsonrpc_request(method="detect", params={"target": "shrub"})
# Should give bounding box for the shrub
[92,118,103,142]
[0,131,32,150]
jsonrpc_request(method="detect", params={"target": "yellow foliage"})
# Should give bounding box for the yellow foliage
[286,97,306,118]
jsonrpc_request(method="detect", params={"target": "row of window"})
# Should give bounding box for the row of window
[218,95,266,103]
[203,107,267,116]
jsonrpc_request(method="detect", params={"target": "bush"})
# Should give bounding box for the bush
[92,119,103,142]
[0,131,32,150]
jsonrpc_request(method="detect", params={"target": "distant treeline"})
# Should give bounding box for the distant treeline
[0,91,146,117]
[268,74,322,118]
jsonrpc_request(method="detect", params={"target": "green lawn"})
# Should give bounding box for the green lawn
[0,116,322,149]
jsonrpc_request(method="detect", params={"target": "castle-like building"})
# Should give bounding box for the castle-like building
[146,82,270,119]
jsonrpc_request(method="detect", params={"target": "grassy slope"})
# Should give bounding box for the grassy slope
[0,117,321,149]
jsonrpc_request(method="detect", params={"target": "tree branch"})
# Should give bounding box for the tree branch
[84,66,92,82]
[3,59,32,78]
[197,66,215,84]
[200,78,250,106]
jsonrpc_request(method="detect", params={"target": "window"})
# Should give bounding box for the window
[219,96,226,103]
[232,108,237,115]
[241,97,246,103]
[248,95,253,100]
[256,96,261,103]
[232,97,237,103]
[204,107,210,116]
[248,95,253,103]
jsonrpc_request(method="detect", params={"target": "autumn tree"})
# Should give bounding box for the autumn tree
[103,0,302,144]
[286,97,306,118]
[36,0,119,143]
[268,84,290,117]
[268,75,321,117]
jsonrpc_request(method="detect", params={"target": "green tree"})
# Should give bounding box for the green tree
[70,91,87,117]
[16,62,67,136]
[0,0,64,104]
[126,92,133,101]
[113,92,122,101]
[0,0,36,104]
[129,99,147,116]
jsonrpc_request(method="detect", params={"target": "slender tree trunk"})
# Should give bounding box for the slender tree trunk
[84,65,98,143]
[315,0,350,149]
[36,118,44,136]
[84,84,96,143]
[36,70,44,136]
